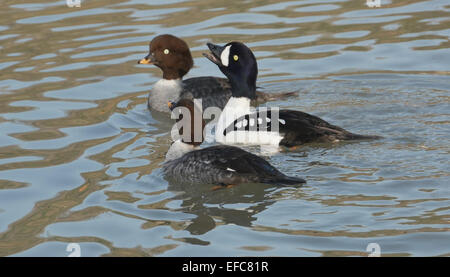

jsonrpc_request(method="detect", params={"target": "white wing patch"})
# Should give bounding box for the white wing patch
[221,45,231,67]
[279,119,286,125]
[226,167,236,172]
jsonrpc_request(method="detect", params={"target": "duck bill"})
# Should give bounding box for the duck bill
[137,54,154,65]
[202,42,225,66]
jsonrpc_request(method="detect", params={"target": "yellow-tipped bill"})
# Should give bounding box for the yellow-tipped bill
[138,58,152,64]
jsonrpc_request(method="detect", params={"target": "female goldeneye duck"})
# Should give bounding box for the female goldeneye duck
[203,41,382,147]
[138,34,295,113]
[163,99,306,187]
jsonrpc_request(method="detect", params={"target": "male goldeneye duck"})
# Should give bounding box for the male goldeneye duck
[203,41,382,147]
[138,34,295,113]
[163,99,306,186]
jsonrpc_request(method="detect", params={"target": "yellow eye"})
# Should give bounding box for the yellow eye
[164,49,170,54]
[233,55,239,61]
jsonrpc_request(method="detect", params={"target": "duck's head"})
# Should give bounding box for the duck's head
[203,41,258,99]
[168,99,205,146]
[138,34,193,80]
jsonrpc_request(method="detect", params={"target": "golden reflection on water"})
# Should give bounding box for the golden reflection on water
[0,0,449,256]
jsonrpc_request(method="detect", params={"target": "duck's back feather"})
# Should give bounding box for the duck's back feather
[181,77,295,110]
[181,77,232,110]
[163,145,305,185]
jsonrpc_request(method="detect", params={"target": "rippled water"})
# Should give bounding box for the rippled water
[0,0,449,257]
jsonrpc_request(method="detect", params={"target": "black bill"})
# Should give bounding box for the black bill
[202,42,225,66]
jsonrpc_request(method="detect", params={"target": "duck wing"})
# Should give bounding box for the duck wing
[223,109,381,147]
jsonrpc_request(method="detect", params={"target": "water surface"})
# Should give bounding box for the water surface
[0,0,449,256]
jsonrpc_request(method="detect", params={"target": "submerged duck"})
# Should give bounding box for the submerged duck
[163,99,306,186]
[138,34,295,113]
[203,41,382,147]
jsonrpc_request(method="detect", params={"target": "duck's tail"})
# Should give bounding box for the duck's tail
[344,132,383,141]
[255,90,298,102]
[262,175,306,186]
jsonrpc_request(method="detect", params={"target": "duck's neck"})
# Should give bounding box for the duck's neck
[229,77,256,99]
[149,79,183,113]
[165,139,198,161]
[223,75,255,116]
[216,76,255,142]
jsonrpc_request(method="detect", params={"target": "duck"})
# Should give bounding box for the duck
[202,41,382,147]
[138,34,295,113]
[163,98,306,187]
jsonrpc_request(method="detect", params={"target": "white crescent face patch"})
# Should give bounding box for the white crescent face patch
[221,45,231,67]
